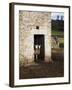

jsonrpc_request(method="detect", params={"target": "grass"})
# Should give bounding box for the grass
[52,30,64,45]
[52,30,64,36]
[52,48,64,52]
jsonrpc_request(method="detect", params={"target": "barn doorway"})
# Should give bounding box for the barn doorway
[34,35,45,62]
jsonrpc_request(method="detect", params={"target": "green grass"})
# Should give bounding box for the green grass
[52,48,64,52]
[52,30,64,36]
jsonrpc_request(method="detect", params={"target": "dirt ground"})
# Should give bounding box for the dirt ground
[19,48,64,79]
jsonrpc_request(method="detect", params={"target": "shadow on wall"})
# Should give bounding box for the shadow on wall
[19,53,53,66]
[45,56,53,63]
[19,54,28,66]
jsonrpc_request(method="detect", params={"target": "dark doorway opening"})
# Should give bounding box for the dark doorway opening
[34,34,45,62]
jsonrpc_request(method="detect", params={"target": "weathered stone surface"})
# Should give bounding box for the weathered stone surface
[19,11,51,65]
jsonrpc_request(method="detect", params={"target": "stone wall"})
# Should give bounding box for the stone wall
[19,11,51,65]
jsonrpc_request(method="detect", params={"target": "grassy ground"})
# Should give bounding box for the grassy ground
[19,48,64,79]
[52,30,64,36]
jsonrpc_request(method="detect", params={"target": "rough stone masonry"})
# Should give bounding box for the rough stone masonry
[19,11,51,65]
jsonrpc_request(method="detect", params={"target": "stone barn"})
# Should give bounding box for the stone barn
[19,11,51,65]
